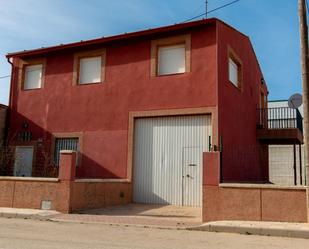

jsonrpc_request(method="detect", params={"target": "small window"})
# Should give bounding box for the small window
[54,137,79,166]
[79,56,102,84]
[24,64,43,90]
[229,58,239,87]
[158,44,186,76]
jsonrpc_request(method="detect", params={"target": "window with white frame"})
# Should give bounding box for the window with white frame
[79,56,102,84]
[228,57,240,87]
[54,137,79,166]
[23,64,43,90]
[158,44,186,76]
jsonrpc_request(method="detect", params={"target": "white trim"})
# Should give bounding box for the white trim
[74,179,130,183]
[219,183,306,190]
[0,176,59,182]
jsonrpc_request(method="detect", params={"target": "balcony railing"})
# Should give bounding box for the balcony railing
[257,107,303,132]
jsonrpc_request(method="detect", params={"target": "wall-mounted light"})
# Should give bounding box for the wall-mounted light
[22,122,29,129]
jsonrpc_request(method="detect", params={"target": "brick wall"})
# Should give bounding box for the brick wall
[202,151,308,223]
[203,185,307,223]
[70,180,132,212]
[0,177,71,212]
[0,151,132,213]
[0,177,132,213]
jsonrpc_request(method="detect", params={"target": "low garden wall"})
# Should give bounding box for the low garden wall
[0,151,132,213]
[70,179,131,212]
[203,184,307,222]
[203,151,309,223]
[0,177,70,212]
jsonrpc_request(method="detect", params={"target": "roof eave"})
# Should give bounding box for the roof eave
[6,18,218,58]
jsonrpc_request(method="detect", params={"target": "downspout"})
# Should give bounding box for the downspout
[7,57,14,108]
[4,57,14,146]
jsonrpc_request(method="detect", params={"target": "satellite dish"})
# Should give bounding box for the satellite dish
[288,93,302,109]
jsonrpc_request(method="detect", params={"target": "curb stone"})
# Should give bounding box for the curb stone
[188,222,309,239]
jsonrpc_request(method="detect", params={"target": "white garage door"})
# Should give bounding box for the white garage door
[133,115,212,207]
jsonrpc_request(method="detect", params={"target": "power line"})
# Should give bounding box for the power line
[0,75,10,79]
[0,0,241,80]
[182,0,241,23]
[0,66,45,80]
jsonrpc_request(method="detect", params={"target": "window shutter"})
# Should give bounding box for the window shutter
[158,45,186,75]
[24,64,43,89]
[79,56,102,84]
[229,58,239,87]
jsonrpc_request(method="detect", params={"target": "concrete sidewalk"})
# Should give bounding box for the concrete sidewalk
[189,220,309,239]
[52,204,202,229]
[1,207,309,239]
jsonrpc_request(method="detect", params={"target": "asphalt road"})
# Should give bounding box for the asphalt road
[0,218,308,249]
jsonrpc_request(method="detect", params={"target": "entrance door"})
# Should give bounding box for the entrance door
[14,146,34,177]
[182,147,203,206]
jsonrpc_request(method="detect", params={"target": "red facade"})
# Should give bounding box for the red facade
[6,19,268,181]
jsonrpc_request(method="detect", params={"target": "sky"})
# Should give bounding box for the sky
[0,0,303,105]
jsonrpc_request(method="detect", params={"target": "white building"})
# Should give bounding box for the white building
[268,100,306,186]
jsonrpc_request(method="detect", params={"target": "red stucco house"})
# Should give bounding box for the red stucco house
[3,18,307,222]
[6,18,296,213]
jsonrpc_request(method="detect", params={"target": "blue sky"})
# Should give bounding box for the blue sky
[0,0,302,104]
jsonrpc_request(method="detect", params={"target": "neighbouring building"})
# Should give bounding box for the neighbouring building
[2,18,307,222]
[268,100,306,186]
[0,104,7,145]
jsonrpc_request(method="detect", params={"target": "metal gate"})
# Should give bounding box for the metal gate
[133,115,212,207]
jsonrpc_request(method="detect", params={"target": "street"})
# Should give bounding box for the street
[0,218,308,249]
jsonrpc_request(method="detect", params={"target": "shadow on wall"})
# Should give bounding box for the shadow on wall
[1,109,120,178]
[220,143,269,183]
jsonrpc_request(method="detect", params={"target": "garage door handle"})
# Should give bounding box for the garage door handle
[188,164,197,167]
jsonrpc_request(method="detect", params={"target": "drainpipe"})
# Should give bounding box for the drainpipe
[7,57,14,109]
[4,57,14,146]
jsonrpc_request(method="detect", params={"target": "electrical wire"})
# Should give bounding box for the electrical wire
[182,0,241,23]
[0,75,10,79]
[0,66,45,80]
[0,0,241,79]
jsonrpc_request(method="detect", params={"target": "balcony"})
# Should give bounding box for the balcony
[256,107,303,144]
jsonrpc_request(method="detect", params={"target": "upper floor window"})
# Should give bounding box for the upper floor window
[229,58,238,86]
[151,34,191,77]
[79,56,102,84]
[23,64,43,90]
[73,49,105,85]
[228,47,242,89]
[158,44,186,75]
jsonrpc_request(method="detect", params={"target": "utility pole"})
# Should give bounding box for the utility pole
[205,0,208,18]
[298,0,309,216]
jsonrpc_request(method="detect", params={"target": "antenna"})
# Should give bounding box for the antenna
[205,0,208,18]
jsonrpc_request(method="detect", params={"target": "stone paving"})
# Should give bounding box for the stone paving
[51,204,202,229]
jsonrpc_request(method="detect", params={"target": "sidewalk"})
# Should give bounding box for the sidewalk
[1,207,309,239]
[51,204,202,229]
[189,220,309,239]
[0,207,59,220]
